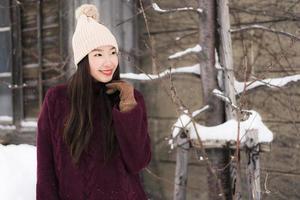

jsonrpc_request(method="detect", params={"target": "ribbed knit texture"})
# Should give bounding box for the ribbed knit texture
[36,82,151,200]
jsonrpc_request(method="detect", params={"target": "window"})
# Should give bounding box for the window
[0,0,13,124]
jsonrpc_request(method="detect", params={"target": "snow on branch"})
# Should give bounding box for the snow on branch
[212,89,239,110]
[168,44,202,59]
[152,2,203,14]
[212,89,253,117]
[120,64,200,80]
[234,74,300,94]
[231,25,300,42]
[171,110,273,143]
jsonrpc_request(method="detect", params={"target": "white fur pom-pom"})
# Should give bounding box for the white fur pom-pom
[75,4,99,21]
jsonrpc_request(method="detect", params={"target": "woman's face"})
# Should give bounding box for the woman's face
[88,45,119,83]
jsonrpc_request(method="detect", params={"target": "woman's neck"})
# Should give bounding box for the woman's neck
[92,80,106,95]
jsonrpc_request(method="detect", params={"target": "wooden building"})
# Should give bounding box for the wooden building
[0,0,139,145]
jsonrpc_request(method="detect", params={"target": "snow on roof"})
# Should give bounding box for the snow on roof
[171,110,273,144]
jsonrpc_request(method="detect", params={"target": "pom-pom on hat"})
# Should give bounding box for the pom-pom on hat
[72,4,119,68]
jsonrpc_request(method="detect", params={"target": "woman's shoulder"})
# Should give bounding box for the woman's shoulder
[133,88,144,100]
[44,83,68,102]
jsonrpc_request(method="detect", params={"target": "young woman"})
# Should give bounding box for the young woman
[36,4,151,200]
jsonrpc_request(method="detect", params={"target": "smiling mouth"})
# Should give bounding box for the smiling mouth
[99,69,113,76]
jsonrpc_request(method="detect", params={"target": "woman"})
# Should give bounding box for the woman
[36,4,151,200]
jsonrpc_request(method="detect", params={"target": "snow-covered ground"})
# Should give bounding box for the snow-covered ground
[0,144,36,200]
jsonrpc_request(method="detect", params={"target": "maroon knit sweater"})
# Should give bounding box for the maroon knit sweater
[36,81,151,200]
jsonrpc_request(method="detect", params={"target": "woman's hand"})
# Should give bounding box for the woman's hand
[106,80,137,112]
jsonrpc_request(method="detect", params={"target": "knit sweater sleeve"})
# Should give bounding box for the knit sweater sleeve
[112,89,151,174]
[36,89,60,199]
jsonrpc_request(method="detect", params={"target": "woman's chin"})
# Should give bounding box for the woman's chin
[96,77,112,83]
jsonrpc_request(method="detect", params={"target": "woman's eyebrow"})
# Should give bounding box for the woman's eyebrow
[92,47,116,52]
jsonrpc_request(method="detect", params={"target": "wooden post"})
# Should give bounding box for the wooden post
[217,0,239,198]
[37,0,43,108]
[197,0,229,199]
[11,0,24,129]
[245,129,261,200]
[216,0,237,120]
[173,131,190,200]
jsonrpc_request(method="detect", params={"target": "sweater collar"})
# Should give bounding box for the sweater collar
[92,80,106,95]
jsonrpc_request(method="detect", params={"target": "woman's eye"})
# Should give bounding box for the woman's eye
[95,53,102,57]
[111,51,116,55]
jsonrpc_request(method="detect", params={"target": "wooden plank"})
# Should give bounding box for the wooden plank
[191,139,271,152]
[245,129,261,200]
[0,130,36,146]
[173,132,190,200]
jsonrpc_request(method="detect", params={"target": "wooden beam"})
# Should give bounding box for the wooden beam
[0,130,36,146]
[173,132,190,200]
[217,1,239,197]
[191,139,271,152]
[217,0,237,120]
[37,0,43,108]
[11,0,24,128]
[245,129,261,200]
[59,0,74,80]
[197,0,228,198]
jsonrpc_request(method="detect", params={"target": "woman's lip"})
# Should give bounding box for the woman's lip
[100,69,113,75]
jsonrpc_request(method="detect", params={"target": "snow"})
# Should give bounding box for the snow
[234,74,300,94]
[0,26,10,32]
[214,46,300,94]
[21,120,37,128]
[152,3,202,13]
[152,3,167,12]
[0,116,13,122]
[230,24,300,41]
[0,144,36,200]
[120,64,200,80]
[0,116,37,130]
[212,89,232,104]
[214,51,223,70]
[0,124,16,130]
[0,72,11,78]
[168,44,202,59]
[171,110,273,144]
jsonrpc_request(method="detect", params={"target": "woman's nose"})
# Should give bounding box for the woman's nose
[103,55,113,66]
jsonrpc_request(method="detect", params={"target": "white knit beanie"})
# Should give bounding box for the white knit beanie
[72,4,119,68]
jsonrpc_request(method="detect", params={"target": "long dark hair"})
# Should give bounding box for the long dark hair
[63,55,120,165]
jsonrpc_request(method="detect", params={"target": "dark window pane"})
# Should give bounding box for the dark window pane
[0,0,12,120]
